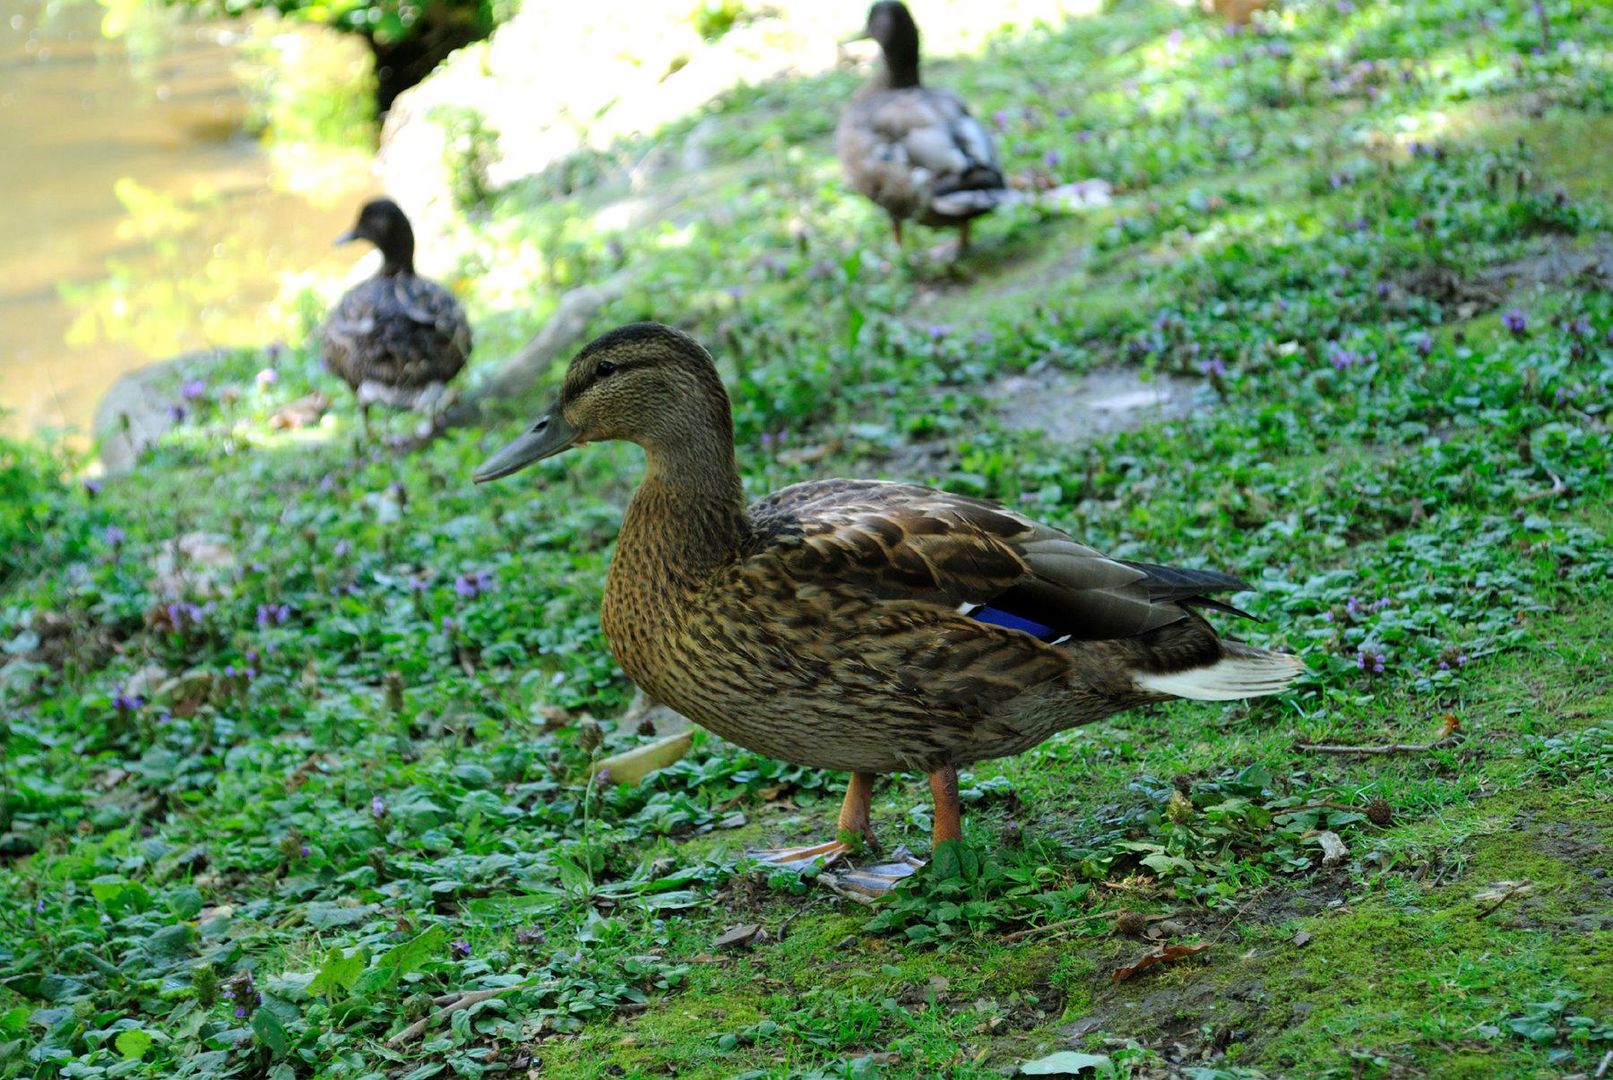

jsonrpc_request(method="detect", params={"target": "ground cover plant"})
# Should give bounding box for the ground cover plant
[2,0,1612,1075]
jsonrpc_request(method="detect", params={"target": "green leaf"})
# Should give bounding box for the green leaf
[306,948,366,999]
[355,926,448,995]
[252,1008,290,1056]
[114,1028,153,1060]
[1019,1050,1114,1075]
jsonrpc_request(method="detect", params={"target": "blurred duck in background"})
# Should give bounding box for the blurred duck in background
[836,0,1012,257]
[321,197,472,437]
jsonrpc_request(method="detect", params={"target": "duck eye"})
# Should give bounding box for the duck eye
[595,360,617,378]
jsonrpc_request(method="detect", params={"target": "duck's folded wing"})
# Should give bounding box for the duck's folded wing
[754,480,1250,642]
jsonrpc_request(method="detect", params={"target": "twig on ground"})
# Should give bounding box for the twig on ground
[1295,735,1460,755]
[1594,1047,1611,1079]
[1475,882,1533,920]
[388,984,543,1046]
[1516,471,1568,503]
[1001,910,1119,942]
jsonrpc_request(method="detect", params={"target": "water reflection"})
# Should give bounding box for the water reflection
[0,0,373,440]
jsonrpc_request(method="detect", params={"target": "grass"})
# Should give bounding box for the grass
[3,0,1613,1075]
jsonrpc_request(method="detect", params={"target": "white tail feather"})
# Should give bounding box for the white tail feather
[1134,650,1305,701]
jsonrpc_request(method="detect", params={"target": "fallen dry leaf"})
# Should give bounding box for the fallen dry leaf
[1293,930,1313,947]
[1110,942,1211,983]
[712,923,764,950]
[1317,830,1350,867]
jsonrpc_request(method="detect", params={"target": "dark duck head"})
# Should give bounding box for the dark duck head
[853,0,922,89]
[336,197,416,277]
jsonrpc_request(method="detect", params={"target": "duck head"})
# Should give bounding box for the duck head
[473,323,735,484]
[336,197,416,276]
[849,0,921,89]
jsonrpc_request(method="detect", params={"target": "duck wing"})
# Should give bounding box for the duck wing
[837,87,1007,219]
[750,479,1251,643]
[320,275,471,392]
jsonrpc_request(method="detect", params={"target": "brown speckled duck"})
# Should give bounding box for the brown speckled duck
[321,198,472,431]
[475,324,1302,891]
[837,1,1010,254]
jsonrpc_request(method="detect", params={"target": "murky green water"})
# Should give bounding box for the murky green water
[0,0,372,439]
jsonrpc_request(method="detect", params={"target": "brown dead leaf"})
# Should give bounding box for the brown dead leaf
[269,391,330,430]
[1293,930,1312,947]
[713,923,764,950]
[1110,942,1211,983]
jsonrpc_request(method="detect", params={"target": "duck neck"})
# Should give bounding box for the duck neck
[620,434,749,583]
[379,238,416,278]
[878,39,921,89]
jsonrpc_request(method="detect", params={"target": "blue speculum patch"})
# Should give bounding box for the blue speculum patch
[969,605,1056,641]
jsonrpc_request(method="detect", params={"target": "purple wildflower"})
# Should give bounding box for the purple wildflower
[1375,281,1391,300]
[1569,317,1591,338]
[1055,106,1073,119]
[927,323,950,342]
[1355,650,1385,674]
[441,616,456,635]
[760,432,774,452]
[181,379,207,401]
[112,688,144,712]
[255,368,277,390]
[1167,28,1183,49]
[83,478,102,496]
[300,844,310,858]
[1043,149,1062,168]
[371,795,387,818]
[235,1006,248,1018]
[452,940,471,958]
[454,570,495,600]
[1201,357,1228,378]
[991,109,1009,130]
[333,539,351,557]
[102,525,126,546]
[166,403,186,423]
[1412,331,1433,356]
[1502,308,1528,336]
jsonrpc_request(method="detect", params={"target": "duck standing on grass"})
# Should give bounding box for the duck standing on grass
[475,324,1302,893]
[837,0,1011,256]
[321,197,472,436]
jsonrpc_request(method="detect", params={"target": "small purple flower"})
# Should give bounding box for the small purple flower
[1569,317,1591,338]
[318,473,336,493]
[991,109,1009,131]
[1502,308,1528,336]
[1166,28,1183,49]
[84,478,102,496]
[441,616,456,635]
[408,576,429,594]
[112,689,144,712]
[452,939,471,958]
[1355,650,1385,674]
[333,539,351,557]
[454,570,495,600]
[102,525,126,546]
[1375,281,1391,300]
[927,323,951,342]
[759,432,774,451]
[181,379,208,402]
[1043,149,1062,168]
[255,368,277,390]
[166,404,186,423]
[1345,596,1362,617]
[371,795,387,818]
[1055,106,1073,119]
[1412,331,1433,356]
[224,665,237,678]
[235,1006,248,1018]
[1200,357,1228,378]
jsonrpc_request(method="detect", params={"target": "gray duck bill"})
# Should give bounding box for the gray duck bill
[473,410,578,483]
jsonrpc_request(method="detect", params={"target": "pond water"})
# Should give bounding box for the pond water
[0,0,372,440]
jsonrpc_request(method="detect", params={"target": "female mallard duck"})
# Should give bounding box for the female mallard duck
[837,0,1010,254]
[321,197,472,431]
[475,324,1302,891]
